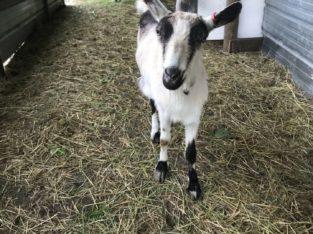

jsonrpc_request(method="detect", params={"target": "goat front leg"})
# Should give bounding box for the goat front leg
[149,99,160,144]
[185,122,201,200]
[154,112,171,183]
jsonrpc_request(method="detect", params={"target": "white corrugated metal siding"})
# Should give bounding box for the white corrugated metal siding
[262,0,313,95]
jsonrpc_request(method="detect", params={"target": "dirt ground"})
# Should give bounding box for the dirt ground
[0,0,312,233]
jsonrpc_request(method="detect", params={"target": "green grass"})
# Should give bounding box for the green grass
[50,147,66,157]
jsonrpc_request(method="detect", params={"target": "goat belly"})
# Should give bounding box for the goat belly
[169,104,203,124]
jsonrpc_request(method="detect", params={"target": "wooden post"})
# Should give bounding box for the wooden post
[223,0,239,53]
[176,0,198,13]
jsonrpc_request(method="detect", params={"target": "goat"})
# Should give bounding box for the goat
[135,0,242,200]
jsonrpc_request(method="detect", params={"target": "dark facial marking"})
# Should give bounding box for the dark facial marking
[189,20,209,46]
[156,16,173,53]
[187,20,208,65]
[186,140,196,165]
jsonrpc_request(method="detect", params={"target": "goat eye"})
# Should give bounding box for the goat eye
[156,18,173,42]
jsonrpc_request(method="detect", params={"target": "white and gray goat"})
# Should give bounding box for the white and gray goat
[135,0,242,199]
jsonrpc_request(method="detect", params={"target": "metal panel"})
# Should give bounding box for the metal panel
[266,0,313,24]
[262,0,313,95]
[0,0,64,66]
[263,5,313,63]
[263,37,313,94]
[0,0,25,11]
[0,0,44,61]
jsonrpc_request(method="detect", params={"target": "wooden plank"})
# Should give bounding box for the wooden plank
[0,0,25,11]
[229,37,263,53]
[223,0,239,53]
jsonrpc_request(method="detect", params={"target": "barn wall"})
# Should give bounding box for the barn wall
[198,0,265,40]
[262,0,313,95]
[0,0,65,64]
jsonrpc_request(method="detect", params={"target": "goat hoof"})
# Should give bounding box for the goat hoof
[187,168,201,200]
[187,181,202,200]
[154,161,168,183]
[152,131,160,144]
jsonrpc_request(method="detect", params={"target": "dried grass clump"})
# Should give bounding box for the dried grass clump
[0,0,312,233]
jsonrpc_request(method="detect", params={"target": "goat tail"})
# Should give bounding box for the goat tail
[136,0,148,15]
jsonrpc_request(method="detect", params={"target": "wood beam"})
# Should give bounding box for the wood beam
[223,0,239,53]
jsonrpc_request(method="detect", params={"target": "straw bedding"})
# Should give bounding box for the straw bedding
[0,0,312,232]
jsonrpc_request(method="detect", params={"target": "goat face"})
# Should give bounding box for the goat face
[139,0,242,90]
[157,13,208,90]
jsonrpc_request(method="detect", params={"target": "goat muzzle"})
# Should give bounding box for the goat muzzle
[163,67,185,90]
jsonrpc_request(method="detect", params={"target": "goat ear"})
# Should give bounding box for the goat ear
[138,0,171,21]
[203,2,242,30]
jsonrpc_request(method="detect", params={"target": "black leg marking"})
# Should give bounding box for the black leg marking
[187,168,202,200]
[185,140,201,200]
[152,131,160,144]
[155,161,168,183]
[186,140,196,165]
[149,99,156,115]
[150,99,159,144]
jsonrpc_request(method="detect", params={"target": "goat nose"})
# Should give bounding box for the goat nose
[165,67,180,79]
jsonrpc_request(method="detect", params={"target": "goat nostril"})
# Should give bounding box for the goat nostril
[165,67,180,79]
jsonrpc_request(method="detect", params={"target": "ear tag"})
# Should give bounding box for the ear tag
[211,12,217,23]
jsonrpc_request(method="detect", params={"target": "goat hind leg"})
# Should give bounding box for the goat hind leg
[150,99,160,144]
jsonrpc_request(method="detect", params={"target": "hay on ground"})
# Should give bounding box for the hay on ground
[0,0,312,233]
